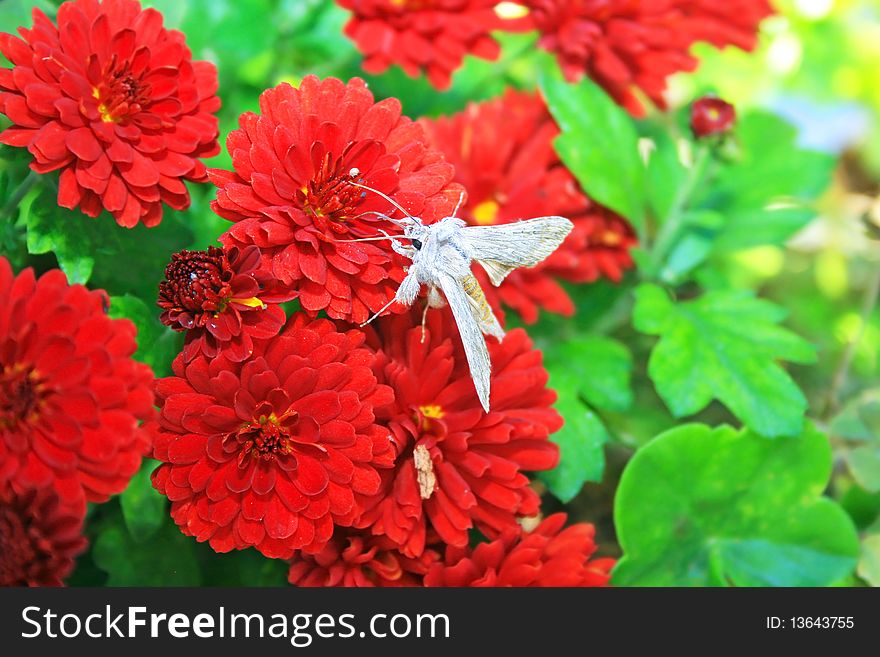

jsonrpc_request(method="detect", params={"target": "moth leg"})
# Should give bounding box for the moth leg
[421,286,446,343]
[380,229,417,258]
[360,269,421,327]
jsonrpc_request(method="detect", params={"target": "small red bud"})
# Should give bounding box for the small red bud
[690,97,736,138]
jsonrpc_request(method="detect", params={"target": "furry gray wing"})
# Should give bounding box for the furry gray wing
[459,216,574,285]
[437,271,492,413]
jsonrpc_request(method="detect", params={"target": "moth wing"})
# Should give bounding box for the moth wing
[437,272,492,413]
[476,259,517,287]
[460,216,574,286]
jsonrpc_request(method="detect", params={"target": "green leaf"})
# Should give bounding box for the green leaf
[119,460,167,542]
[633,284,816,437]
[93,512,201,586]
[540,61,645,233]
[857,534,880,587]
[693,112,834,251]
[22,186,195,297]
[549,336,633,412]
[23,190,106,284]
[539,398,608,503]
[658,210,724,284]
[537,337,630,501]
[109,294,181,377]
[643,127,687,222]
[613,423,860,586]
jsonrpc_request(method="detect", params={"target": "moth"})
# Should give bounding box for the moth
[344,170,573,412]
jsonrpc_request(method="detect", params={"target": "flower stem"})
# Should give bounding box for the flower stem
[646,144,712,278]
[0,170,40,222]
[822,256,880,419]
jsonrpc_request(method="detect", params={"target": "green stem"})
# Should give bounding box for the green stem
[646,144,712,277]
[0,170,40,222]
[822,257,880,420]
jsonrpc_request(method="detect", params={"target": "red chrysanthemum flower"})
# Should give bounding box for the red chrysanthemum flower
[525,0,772,116]
[336,0,505,90]
[690,95,736,138]
[0,484,87,586]
[679,0,773,52]
[0,257,154,510]
[150,313,396,558]
[158,245,289,362]
[424,513,615,586]
[0,0,220,227]
[420,90,636,323]
[208,76,463,324]
[357,308,561,558]
[288,530,439,587]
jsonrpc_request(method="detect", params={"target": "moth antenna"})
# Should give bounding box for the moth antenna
[348,180,419,224]
[360,296,398,328]
[348,209,398,223]
[335,235,408,243]
[451,190,466,219]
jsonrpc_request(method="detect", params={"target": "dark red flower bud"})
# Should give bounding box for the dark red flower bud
[0,485,87,586]
[158,245,288,362]
[690,97,737,138]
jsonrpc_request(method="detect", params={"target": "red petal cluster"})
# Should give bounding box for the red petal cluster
[0,484,87,586]
[158,245,288,362]
[336,0,504,90]
[424,513,614,586]
[690,96,736,138]
[357,308,561,557]
[150,314,396,558]
[0,0,220,227]
[288,531,438,587]
[420,90,636,323]
[0,257,154,511]
[525,0,773,116]
[208,76,463,324]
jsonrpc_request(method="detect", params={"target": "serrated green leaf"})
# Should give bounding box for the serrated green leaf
[23,191,106,284]
[119,460,167,542]
[545,336,633,412]
[538,338,629,500]
[694,112,834,251]
[540,395,608,503]
[540,61,645,233]
[633,283,816,437]
[613,423,860,586]
[109,294,181,377]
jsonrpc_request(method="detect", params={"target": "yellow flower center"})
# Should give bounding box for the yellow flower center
[419,404,444,419]
[471,199,500,225]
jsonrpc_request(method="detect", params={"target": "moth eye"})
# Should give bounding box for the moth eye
[412,238,423,250]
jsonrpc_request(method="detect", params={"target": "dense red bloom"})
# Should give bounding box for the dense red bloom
[525,0,772,116]
[337,0,505,90]
[288,530,439,587]
[209,76,463,324]
[420,90,636,323]
[150,314,396,558]
[424,513,614,586]
[690,96,736,138]
[0,484,87,586]
[0,257,154,510]
[358,308,561,558]
[679,0,773,51]
[0,0,220,227]
[158,245,288,362]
